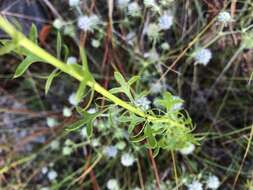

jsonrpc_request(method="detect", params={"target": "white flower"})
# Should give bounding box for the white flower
[69,0,79,7]
[40,187,50,190]
[47,170,58,181]
[172,96,183,111]
[68,93,79,106]
[149,81,167,94]
[116,141,126,150]
[104,146,118,158]
[91,39,100,48]
[91,139,100,147]
[41,167,48,174]
[117,0,130,9]
[194,48,212,66]
[78,15,100,32]
[63,107,72,117]
[107,178,119,190]
[134,97,151,111]
[66,56,77,65]
[146,23,160,39]
[128,2,141,17]
[125,32,136,46]
[217,11,232,23]
[121,153,135,167]
[161,42,170,50]
[62,146,72,155]
[206,175,220,189]
[144,49,160,63]
[87,108,96,114]
[179,143,195,155]
[144,0,156,7]
[53,19,65,30]
[80,127,87,138]
[159,12,173,30]
[50,140,60,150]
[46,117,58,128]
[187,180,203,190]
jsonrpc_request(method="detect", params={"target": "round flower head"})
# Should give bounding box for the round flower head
[171,95,183,111]
[146,23,160,39]
[46,117,58,128]
[47,170,58,181]
[134,97,151,111]
[50,140,60,150]
[41,167,48,174]
[104,146,118,158]
[91,39,100,48]
[149,81,164,94]
[66,56,77,65]
[144,0,156,7]
[121,153,135,167]
[78,15,100,32]
[159,12,173,30]
[179,142,195,155]
[127,2,141,17]
[107,178,119,190]
[117,0,130,9]
[206,175,220,189]
[187,180,203,190]
[53,19,65,30]
[69,0,79,7]
[194,48,212,66]
[217,11,232,24]
[68,93,79,106]
[63,107,72,117]
[62,146,72,155]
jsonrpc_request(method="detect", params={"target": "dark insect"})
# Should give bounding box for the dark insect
[0,0,51,38]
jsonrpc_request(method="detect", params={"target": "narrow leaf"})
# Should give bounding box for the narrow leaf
[128,75,140,86]
[29,24,38,44]
[14,56,40,78]
[45,69,60,95]
[56,32,62,59]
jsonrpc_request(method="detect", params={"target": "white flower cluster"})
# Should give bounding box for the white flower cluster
[117,0,130,9]
[104,145,118,158]
[134,97,151,111]
[78,15,100,32]
[159,11,173,30]
[69,0,80,7]
[68,92,79,106]
[179,142,195,155]
[194,48,212,66]
[63,107,72,117]
[121,153,135,167]
[127,2,141,17]
[206,175,220,189]
[46,117,58,128]
[107,178,120,190]
[66,56,77,65]
[41,167,58,182]
[187,180,203,190]
[217,11,233,24]
[186,175,221,190]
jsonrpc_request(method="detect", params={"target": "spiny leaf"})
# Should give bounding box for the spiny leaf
[14,56,41,78]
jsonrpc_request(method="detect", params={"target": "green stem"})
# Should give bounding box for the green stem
[0,16,178,126]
